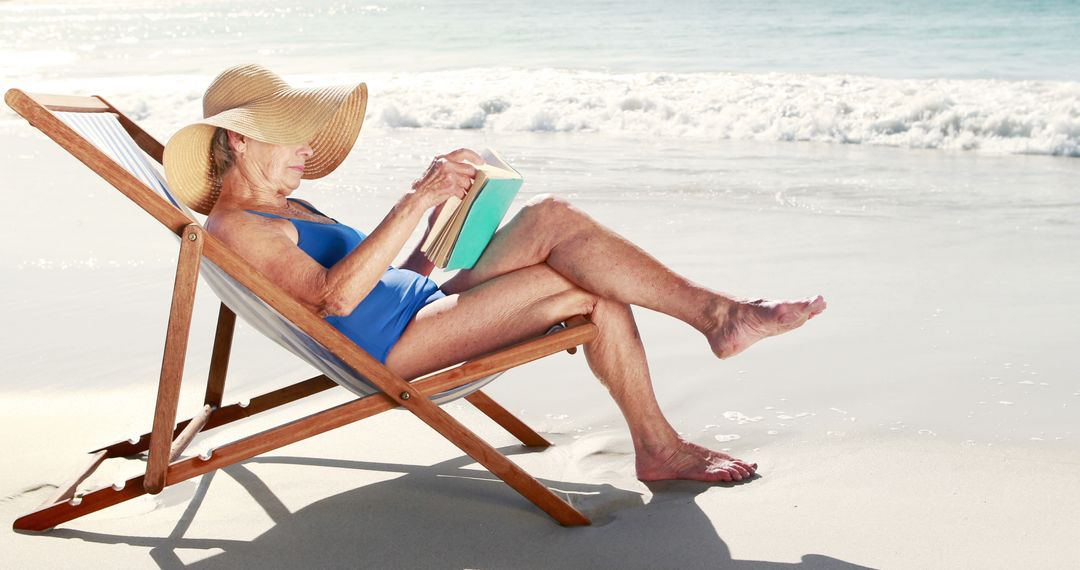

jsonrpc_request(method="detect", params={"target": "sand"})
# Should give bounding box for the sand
[3,397,1078,569]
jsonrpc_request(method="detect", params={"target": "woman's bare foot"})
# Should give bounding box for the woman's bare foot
[636,440,758,482]
[708,295,827,359]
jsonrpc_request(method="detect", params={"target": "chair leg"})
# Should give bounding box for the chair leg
[203,303,236,408]
[145,224,203,495]
[465,390,551,448]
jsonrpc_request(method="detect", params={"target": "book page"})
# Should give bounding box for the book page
[424,169,489,262]
[474,148,521,180]
[420,194,462,254]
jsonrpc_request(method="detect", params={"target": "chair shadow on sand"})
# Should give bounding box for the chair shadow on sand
[44,446,871,569]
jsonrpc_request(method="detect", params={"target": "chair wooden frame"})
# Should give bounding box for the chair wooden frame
[6,88,598,531]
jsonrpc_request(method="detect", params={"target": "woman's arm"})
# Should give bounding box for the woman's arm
[217,149,480,317]
[319,149,484,315]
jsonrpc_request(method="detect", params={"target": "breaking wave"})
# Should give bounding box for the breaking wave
[7,67,1079,157]
[367,68,1080,157]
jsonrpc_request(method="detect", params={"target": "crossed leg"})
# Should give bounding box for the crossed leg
[386,195,826,482]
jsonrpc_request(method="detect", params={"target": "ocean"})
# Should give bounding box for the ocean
[5,0,1080,80]
[1,0,1078,451]
[3,0,1080,155]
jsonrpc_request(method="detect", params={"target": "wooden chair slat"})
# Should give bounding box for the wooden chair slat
[39,451,108,509]
[23,92,110,112]
[170,405,212,461]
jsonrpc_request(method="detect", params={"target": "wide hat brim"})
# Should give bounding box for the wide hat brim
[164,68,367,215]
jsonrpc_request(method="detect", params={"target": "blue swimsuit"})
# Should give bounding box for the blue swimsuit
[248,200,445,363]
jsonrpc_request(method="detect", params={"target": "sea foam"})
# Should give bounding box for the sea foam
[5,68,1079,158]
[368,69,1080,157]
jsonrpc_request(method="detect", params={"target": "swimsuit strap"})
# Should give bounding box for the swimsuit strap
[246,209,285,219]
[287,198,336,220]
[245,199,336,224]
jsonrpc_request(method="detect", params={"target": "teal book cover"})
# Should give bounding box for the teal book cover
[444,176,523,270]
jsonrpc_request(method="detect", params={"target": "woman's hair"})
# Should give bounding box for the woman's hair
[210,127,236,188]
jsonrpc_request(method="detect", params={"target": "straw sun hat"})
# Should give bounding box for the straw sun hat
[163,64,368,215]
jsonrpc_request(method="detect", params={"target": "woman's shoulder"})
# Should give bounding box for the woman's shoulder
[206,206,299,246]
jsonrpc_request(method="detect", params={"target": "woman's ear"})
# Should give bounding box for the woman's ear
[226,130,247,154]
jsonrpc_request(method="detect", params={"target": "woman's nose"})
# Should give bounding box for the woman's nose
[298,143,314,158]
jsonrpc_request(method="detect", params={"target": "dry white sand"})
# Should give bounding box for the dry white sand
[2,129,1079,569]
[3,396,1078,569]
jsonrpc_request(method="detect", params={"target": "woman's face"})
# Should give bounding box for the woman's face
[233,134,314,195]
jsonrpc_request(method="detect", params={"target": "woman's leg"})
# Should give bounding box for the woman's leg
[387,264,756,482]
[441,194,825,359]
[387,263,593,379]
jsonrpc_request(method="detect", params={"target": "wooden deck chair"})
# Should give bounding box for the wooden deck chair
[6,88,599,531]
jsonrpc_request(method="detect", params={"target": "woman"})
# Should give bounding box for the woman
[164,65,826,483]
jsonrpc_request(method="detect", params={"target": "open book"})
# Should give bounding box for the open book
[421,148,523,270]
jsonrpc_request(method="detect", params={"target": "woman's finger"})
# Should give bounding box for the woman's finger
[413,157,444,188]
[442,171,473,194]
[418,170,464,195]
[429,155,477,178]
[442,148,484,166]
[413,157,476,201]
[441,159,478,178]
[421,156,475,184]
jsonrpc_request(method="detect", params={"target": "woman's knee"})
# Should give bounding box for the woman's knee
[518,194,590,255]
[522,193,586,228]
[548,287,599,322]
[590,296,632,321]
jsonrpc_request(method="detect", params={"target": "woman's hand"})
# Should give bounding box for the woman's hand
[409,148,485,210]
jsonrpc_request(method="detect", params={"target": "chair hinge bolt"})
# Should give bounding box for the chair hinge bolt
[187,232,198,241]
[400,391,411,400]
